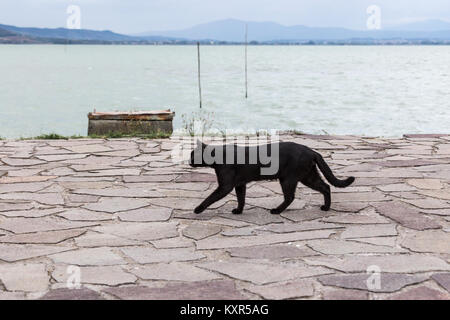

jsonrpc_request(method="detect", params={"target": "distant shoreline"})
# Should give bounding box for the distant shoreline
[3,20,450,46]
[2,41,450,46]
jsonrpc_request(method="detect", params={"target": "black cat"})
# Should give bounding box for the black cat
[189,140,355,215]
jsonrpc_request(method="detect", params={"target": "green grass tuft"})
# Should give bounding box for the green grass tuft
[20,133,69,140]
[14,131,172,140]
[34,133,69,140]
[68,135,85,139]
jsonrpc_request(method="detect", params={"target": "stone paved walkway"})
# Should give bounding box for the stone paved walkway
[0,134,449,300]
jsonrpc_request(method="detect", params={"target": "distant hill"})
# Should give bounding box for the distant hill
[0,26,42,44]
[0,24,180,43]
[141,18,450,42]
[0,27,16,37]
[2,19,450,45]
[386,19,450,31]
[140,19,351,42]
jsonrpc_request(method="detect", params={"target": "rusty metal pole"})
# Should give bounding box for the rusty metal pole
[245,23,248,99]
[197,42,202,108]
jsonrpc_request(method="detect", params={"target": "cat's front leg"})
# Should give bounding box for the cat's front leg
[232,184,246,215]
[194,205,207,214]
[271,178,298,215]
[194,185,234,214]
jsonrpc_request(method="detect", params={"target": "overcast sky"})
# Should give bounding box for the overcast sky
[1,0,449,34]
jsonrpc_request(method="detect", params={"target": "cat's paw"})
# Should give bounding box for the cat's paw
[321,205,330,212]
[232,208,243,215]
[270,208,282,215]
[194,206,205,214]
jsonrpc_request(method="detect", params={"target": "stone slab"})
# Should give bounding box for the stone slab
[58,209,113,221]
[307,239,406,255]
[0,264,49,292]
[93,222,178,241]
[75,232,143,247]
[182,223,222,240]
[40,288,104,300]
[198,261,331,285]
[0,217,97,234]
[373,201,442,231]
[322,288,369,300]
[228,244,317,260]
[340,224,398,239]
[52,266,137,286]
[0,229,85,244]
[304,255,450,273]
[49,248,126,266]
[129,263,221,282]
[318,273,427,293]
[104,280,245,300]
[196,230,336,250]
[246,280,315,300]
[121,247,205,264]
[432,273,450,292]
[82,197,152,213]
[401,230,450,254]
[118,207,173,222]
[389,286,450,300]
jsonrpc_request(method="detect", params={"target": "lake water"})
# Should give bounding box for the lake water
[0,45,449,138]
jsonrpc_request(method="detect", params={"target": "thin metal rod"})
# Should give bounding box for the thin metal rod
[245,24,248,99]
[197,42,202,109]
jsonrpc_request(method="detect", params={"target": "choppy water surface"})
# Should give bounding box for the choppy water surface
[0,45,449,138]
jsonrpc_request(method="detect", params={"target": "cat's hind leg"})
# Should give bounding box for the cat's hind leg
[271,178,298,215]
[233,184,246,215]
[301,167,331,211]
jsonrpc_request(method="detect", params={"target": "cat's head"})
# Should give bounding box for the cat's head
[189,139,209,167]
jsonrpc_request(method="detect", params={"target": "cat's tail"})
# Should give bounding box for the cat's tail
[314,153,355,188]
